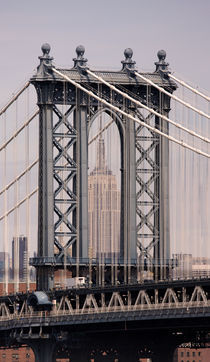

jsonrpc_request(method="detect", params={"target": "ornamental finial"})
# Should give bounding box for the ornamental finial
[36,43,53,77]
[41,43,51,56]
[73,45,88,68]
[121,48,136,71]
[155,49,169,72]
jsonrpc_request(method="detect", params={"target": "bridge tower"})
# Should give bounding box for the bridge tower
[30,44,176,290]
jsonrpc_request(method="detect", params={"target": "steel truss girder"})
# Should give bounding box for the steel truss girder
[0,284,209,321]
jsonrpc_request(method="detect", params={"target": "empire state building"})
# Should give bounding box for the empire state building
[88,136,120,259]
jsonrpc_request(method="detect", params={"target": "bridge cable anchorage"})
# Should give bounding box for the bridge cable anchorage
[134,72,210,119]
[52,67,210,158]
[169,73,210,102]
[0,81,30,116]
[86,69,210,144]
[0,109,39,152]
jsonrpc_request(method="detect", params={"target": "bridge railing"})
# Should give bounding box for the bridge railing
[0,300,210,324]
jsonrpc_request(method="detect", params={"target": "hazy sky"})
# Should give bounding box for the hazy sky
[0,0,209,261]
[0,0,209,106]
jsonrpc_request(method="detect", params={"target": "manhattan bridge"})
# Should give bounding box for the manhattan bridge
[0,44,209,361]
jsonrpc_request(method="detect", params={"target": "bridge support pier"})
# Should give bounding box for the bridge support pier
[29,340,57,362]
[119,349,137,362]
[151,342,177,362]
[70,348,89,362]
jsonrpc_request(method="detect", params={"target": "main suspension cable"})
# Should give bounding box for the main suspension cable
[0,117,102,199]
[0,158,38,196]
[0,81,30,117]
[87,69,210,144]
[134,72,210,119]
[52,67,210,158]
[169,74,210,102]
[0,110,39,152]
[0,188,38,221]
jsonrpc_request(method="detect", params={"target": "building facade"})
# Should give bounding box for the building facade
[88,136,120,259]
[0,252,9,281]
[12,236,28,281]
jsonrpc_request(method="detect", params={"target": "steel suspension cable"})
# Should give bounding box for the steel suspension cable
[134,72,210,119]
[89,118,114,145]
[0,120,104,199]
[0,188,38,221]
[52,67,210,158]
[0,160,38,196]
[87,69,210,143]
[169,74,210,102]
[0,110,39,152]
[0,81,30,116]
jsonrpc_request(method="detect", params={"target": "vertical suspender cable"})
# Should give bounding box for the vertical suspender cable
[180,86,185,280]
[169,73,210,102]
[88,93,92,287]
[52,68,210,158]
[3,111,8,294]
[14,99,19,293]
[25,86,30,291]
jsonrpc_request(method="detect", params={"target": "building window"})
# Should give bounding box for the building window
[187,351,190,356]
[181,352,184,357]
[12,354,19,359]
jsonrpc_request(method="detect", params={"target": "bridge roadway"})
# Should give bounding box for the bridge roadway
[1,278,210,361]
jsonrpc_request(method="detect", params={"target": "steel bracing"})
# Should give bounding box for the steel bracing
[28,44,180,289]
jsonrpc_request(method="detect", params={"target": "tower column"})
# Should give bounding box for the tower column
[37,102,54,290]
[154,95,170,280]
[29,340,57,362]
[30,44,56,290]
[153,50,172,279]
[74,95,88,259]
[123,115,137,282]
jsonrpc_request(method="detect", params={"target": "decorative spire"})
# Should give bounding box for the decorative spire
[73,45,88,68]
[96,136,106,171]
[90,136,112,176]
[121,48,136,72]
[36,43,54,77]
[155,50,169,72]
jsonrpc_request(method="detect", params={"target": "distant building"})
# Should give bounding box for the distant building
[172,253,192,280]
[0,282,36,296]
[0,252,9,281]
[172,254,210,280]
[174,346,210,361]
[0,346,34,361]
[12,236,28,281]
[192,257,210,278]
[88,136,120,259]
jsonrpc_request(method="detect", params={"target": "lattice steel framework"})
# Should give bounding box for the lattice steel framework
[136,98,171,280]
[30,44,176,290]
